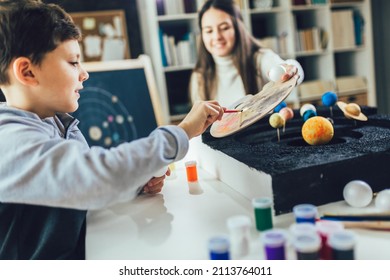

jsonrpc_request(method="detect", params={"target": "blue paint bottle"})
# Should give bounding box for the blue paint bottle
[293,204,318,224]
[208,236,230,260]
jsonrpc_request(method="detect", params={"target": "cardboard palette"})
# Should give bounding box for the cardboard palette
[210,75,299,138]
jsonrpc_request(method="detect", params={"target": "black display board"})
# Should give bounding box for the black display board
[72,56,164,148]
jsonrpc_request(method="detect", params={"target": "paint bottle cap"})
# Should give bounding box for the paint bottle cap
[208,236,230,253]
[293,204,318,219]
[289,222,317,237]
[227,215,251,231]
[261,229,287,248]
[185,160,197,167]
[293,233,321,253]
[315,220,344,237]
[252,197,273,209]
[327,230,356,251]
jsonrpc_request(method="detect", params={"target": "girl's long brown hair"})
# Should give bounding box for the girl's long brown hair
[193,0,262,100]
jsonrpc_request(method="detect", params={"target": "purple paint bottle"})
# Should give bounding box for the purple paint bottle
[261,229,287,260]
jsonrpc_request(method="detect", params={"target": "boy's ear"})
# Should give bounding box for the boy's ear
[12,57,38,86]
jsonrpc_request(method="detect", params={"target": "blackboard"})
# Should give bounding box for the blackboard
[72,55,166,148]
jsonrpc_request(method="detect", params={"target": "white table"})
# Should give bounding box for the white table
[86,162,390,260]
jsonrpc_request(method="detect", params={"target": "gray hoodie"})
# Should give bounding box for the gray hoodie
[0,103,189,259]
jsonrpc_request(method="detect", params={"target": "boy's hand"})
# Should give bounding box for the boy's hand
[178,100,224,139]
[142,168,171,194]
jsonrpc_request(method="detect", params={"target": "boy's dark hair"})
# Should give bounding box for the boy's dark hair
[0,0,81,85]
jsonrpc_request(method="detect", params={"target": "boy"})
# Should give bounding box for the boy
[0,0,223,259]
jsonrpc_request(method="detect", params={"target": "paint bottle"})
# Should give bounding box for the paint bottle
[293,204,318,224]
[185,160,198,182]
[208,236,230,260]
[327,230,356,260]
[227,215,251,258]
[252,197,273,231]
[315,220,344,260]
[289,222,317,238]
[261,229,287,260]
[292,233,321,260]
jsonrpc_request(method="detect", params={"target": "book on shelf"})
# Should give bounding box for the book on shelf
[158,30,197,67]
[258,32,288,55]
[183,0,197,13]
[156,0,197,15]
[330,0,364,3]
[295,27,325,52]
[331,9,356,49]
[292,0,330,5]
[292,0,307,5]
[156,0,165,16]
[158,28,168,66]
[353,10,365,46]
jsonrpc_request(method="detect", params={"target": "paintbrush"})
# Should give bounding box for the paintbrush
[321,212,390,221]
[223,109,243,113]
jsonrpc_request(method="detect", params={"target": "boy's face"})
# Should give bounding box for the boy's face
[32,39,88,118]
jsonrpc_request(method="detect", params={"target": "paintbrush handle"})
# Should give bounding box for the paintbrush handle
[224,109,242,113]
[341,221,390,230]
[322,212,390,221]
[321,216,390,221]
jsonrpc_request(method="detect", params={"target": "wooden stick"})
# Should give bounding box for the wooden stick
[341,221,390,230]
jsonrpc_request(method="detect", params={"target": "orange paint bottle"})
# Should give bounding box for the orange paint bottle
[185,160,198,182]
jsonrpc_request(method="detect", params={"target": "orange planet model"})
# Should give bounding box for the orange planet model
[302,116,334,145]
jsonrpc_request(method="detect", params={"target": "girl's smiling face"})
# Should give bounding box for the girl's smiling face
[201,7,236,57]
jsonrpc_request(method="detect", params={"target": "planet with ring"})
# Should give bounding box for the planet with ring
[337,101,368,121]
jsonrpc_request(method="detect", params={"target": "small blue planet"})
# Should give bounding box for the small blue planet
[274,101,287,113]
[303,109,317,122]
[322,92,338,107]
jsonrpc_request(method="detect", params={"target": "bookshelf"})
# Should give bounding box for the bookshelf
[137,0,375,123]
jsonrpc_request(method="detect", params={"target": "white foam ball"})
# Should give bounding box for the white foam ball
[269,65,286,82]
[343,180,373,207]
[375,189,390,211]
[300,104,317,117]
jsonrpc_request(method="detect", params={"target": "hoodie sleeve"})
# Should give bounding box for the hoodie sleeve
[0,117,189,210]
